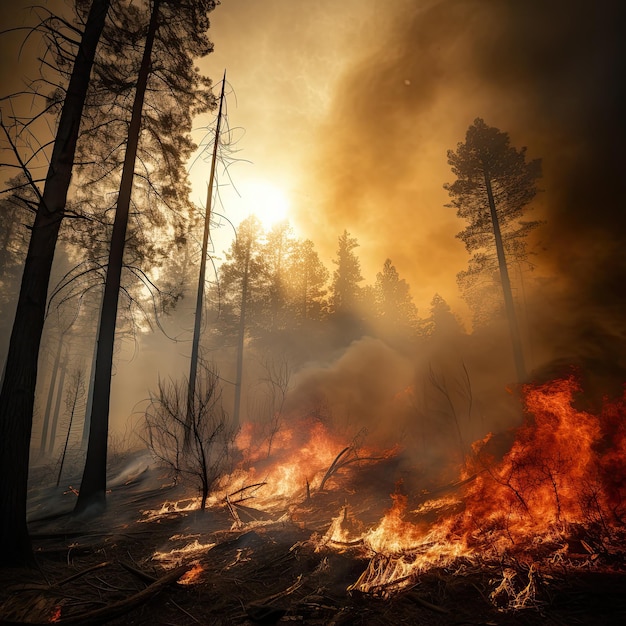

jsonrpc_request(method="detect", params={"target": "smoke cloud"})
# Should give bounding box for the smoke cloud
[293,0,625,381]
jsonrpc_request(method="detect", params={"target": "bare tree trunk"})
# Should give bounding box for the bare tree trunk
[57,369,85,487]
[0,0,110,567]
[82,298,102,448]
[484,169,526,382]
[186,72,226,446]
[75,0,161,516]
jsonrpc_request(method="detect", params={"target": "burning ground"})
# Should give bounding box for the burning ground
[1,375,625,624]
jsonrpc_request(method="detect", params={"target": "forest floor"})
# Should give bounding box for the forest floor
[1,451,625,625]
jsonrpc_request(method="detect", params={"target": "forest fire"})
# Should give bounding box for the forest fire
[141,375,625,609]
[223,416,394,510]
[311,375,626,598]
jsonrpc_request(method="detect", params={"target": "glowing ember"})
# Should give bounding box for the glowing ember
[49,606,62,622]
[140,497,201,521]
[178,562,204,585]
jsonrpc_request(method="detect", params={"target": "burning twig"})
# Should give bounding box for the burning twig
[226,495,244,529]
[227,482,268,502]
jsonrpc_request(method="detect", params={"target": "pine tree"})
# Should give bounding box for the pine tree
[445,118,541,381]
[219,216,267,425]
[287,238,329,322]
[330,230,363,315]
[373,258,418,333]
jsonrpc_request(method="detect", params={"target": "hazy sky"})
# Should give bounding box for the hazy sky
[2,0,624,351]
[195,0,625,326]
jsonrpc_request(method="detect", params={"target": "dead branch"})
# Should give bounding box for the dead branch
[407,590,450,614]
[56,562,111,587]
[119,561,157,584]
[227,482,267,501]
[226,495,243,529]
[318,447,350,491]
[319,447,384,492]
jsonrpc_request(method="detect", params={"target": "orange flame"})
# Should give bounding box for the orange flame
[458,376,626,549]
[178,562,204,585]
[323,376,626,596]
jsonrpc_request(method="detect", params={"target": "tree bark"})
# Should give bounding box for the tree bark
[75,0,161,516]
[0,0,110,567]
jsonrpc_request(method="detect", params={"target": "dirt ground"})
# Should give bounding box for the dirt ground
[1,454,625,625]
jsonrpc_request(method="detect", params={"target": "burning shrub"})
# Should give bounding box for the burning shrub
[459,376,626,548]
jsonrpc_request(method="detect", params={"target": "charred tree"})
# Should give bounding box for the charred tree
[0,0,111,567]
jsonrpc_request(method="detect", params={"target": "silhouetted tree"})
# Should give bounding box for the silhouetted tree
[0,0,111,567]
[445,118,541,382]
[220,216,267,425]
[373,258,418,336]
[0,179,35,360]
[330,230,363,316]
[263,221,296,332]
[286,238,329,322]
[424,293,465,338]
[143,365,235,510]
[75,0,217,515]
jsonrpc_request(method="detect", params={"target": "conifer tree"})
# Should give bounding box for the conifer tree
[445,118,541,381]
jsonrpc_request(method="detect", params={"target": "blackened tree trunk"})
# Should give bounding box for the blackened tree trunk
[47,356,68,456]
[74,0,161,515]
[0,0,110,567]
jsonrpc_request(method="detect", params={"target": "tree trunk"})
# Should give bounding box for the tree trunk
[186,72,226,445]
[484,169,526,382]
[233,244,250,427]
[39,334,64,457]
[47,357,67,456]
[0,0,110,567]
[75,0,161,516]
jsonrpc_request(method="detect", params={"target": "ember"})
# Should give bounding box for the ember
[49,606,62,622]
[178,562,204,585]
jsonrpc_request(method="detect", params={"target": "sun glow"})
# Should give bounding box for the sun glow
[239,179,290,230]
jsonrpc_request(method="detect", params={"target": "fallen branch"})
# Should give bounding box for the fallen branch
[3,564,190,625]
[119,561,157,584]
[225,495,244,529]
